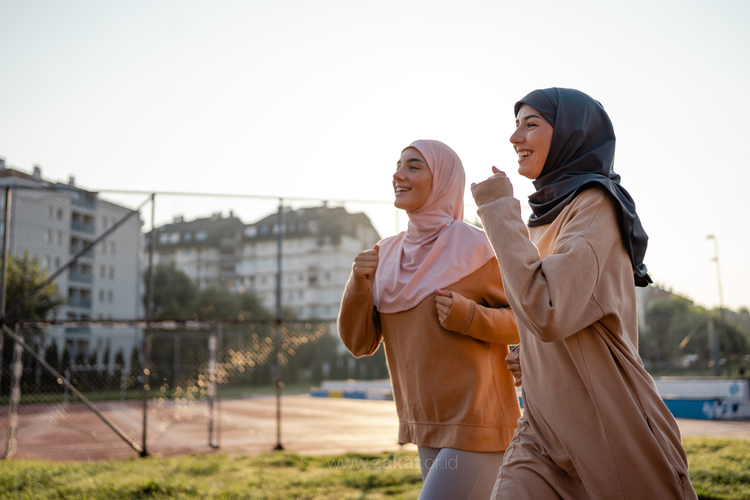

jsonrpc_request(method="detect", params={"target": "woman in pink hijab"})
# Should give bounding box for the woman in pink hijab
[338,140,521,499]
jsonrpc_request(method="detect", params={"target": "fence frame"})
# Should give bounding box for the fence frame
[0,184,378,459]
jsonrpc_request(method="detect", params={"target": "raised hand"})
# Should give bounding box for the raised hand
[470,166,514,207]
[353,244,380,278]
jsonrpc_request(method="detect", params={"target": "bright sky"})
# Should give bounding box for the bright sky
[1,0,748,311]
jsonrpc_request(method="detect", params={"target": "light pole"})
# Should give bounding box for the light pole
[707,234,729,376]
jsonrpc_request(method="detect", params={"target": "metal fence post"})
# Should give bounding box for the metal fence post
[207,322,219,448]
[4,325,23,458]
[141,193,156,457]
[273,199,284,451]
[0,187,12,422]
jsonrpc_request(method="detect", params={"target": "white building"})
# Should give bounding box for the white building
[0,160,144,361]
[153,204,380,320]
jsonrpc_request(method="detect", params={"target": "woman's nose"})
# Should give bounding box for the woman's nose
[509,128,523,144]
[393,168,405,180]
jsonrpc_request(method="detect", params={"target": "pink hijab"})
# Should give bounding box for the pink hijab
[374,140,496,313]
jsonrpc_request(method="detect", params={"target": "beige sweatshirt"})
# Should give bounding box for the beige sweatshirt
[478,188,697,499]
[337,258,521,452]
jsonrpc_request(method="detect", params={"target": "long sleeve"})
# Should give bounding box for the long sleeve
[477,189,621,343]
[337,271,383,358]
[440,259,519,345]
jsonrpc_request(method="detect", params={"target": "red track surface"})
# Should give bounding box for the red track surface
[1,395,748,461]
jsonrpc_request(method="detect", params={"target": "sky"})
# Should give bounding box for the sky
[1,0,748,311]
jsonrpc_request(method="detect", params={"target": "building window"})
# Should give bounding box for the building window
[244,227,257,237]
[56,231,62,245]
[56,208,63,221]
[110,241,115,254]
[47,206,53,219]
[100,265,106,278]
[183,232,192,242]
[44,229,52,244]
[54,257,60,269]
[196,231,208,241]
[107,290,113,303]
[102,240,107,254]
[169,232,180,243]
[102,216,108,229]
[158,233,169,244]
[99,289,105,302]
[43,256,50,270]
[109,266,114,279]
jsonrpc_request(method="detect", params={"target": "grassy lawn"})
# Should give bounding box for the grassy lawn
[0,437,748,499]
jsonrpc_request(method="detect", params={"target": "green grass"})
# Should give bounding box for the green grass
[684,437,750,500]
[0,437,747,499]
[0,451,423,499]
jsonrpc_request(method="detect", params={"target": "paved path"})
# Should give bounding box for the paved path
[3,395,749,461]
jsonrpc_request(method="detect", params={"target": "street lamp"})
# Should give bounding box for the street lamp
[707,234,729,376]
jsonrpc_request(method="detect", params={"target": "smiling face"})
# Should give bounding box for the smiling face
[393,147,433,212]
[510,104,554,180]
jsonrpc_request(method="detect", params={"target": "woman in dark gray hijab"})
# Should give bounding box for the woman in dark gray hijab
[471,88,696,500]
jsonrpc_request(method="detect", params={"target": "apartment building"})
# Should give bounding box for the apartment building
[0,160,144,358]
[153,204,380,320]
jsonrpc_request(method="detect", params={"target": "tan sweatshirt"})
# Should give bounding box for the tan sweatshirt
[478,187,696,499]
[337,257,521,452]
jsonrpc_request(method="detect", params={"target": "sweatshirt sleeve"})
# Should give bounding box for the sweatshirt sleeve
[337,271,383,358]
[477,189,619,343]
[440,260,520,345]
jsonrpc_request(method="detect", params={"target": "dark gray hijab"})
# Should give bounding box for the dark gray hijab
[515,87,652,287]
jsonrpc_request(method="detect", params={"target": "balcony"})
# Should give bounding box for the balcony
[68,270,94,284]
[68,296,92,309]
[71,220,96,235]
[69,244,94,259]
[71,193,97,210]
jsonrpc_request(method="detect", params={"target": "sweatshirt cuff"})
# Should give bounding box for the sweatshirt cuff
[476,197,521,224]
[441,292,475,334]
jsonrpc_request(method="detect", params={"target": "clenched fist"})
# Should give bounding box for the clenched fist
[435,288,454,324]
[505,345,522,387]
[470,166,514,207]
[353,244,380,278]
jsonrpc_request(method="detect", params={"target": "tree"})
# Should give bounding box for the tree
[2,250,64,325]
[149,263,273,320]
[1,251,64,395]
[150,263,197,320]
[642,294,750,374]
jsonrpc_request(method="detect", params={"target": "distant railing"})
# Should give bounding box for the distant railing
[70,244,95,259]
[71,194,97,210]
[69,270,94,283]
[68,296,93,309]
[71,220,96,234]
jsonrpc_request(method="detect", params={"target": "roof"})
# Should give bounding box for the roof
[154,214,246,249]
[154,205,380,249]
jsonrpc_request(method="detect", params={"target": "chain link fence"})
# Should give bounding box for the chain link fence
[0,184,392,459]
[0,181,746,460]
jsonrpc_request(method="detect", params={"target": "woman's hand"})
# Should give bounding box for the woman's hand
[353,244,380,278]
[435,288,454,324]
[471,166,514,207]
[505,345,522,387]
